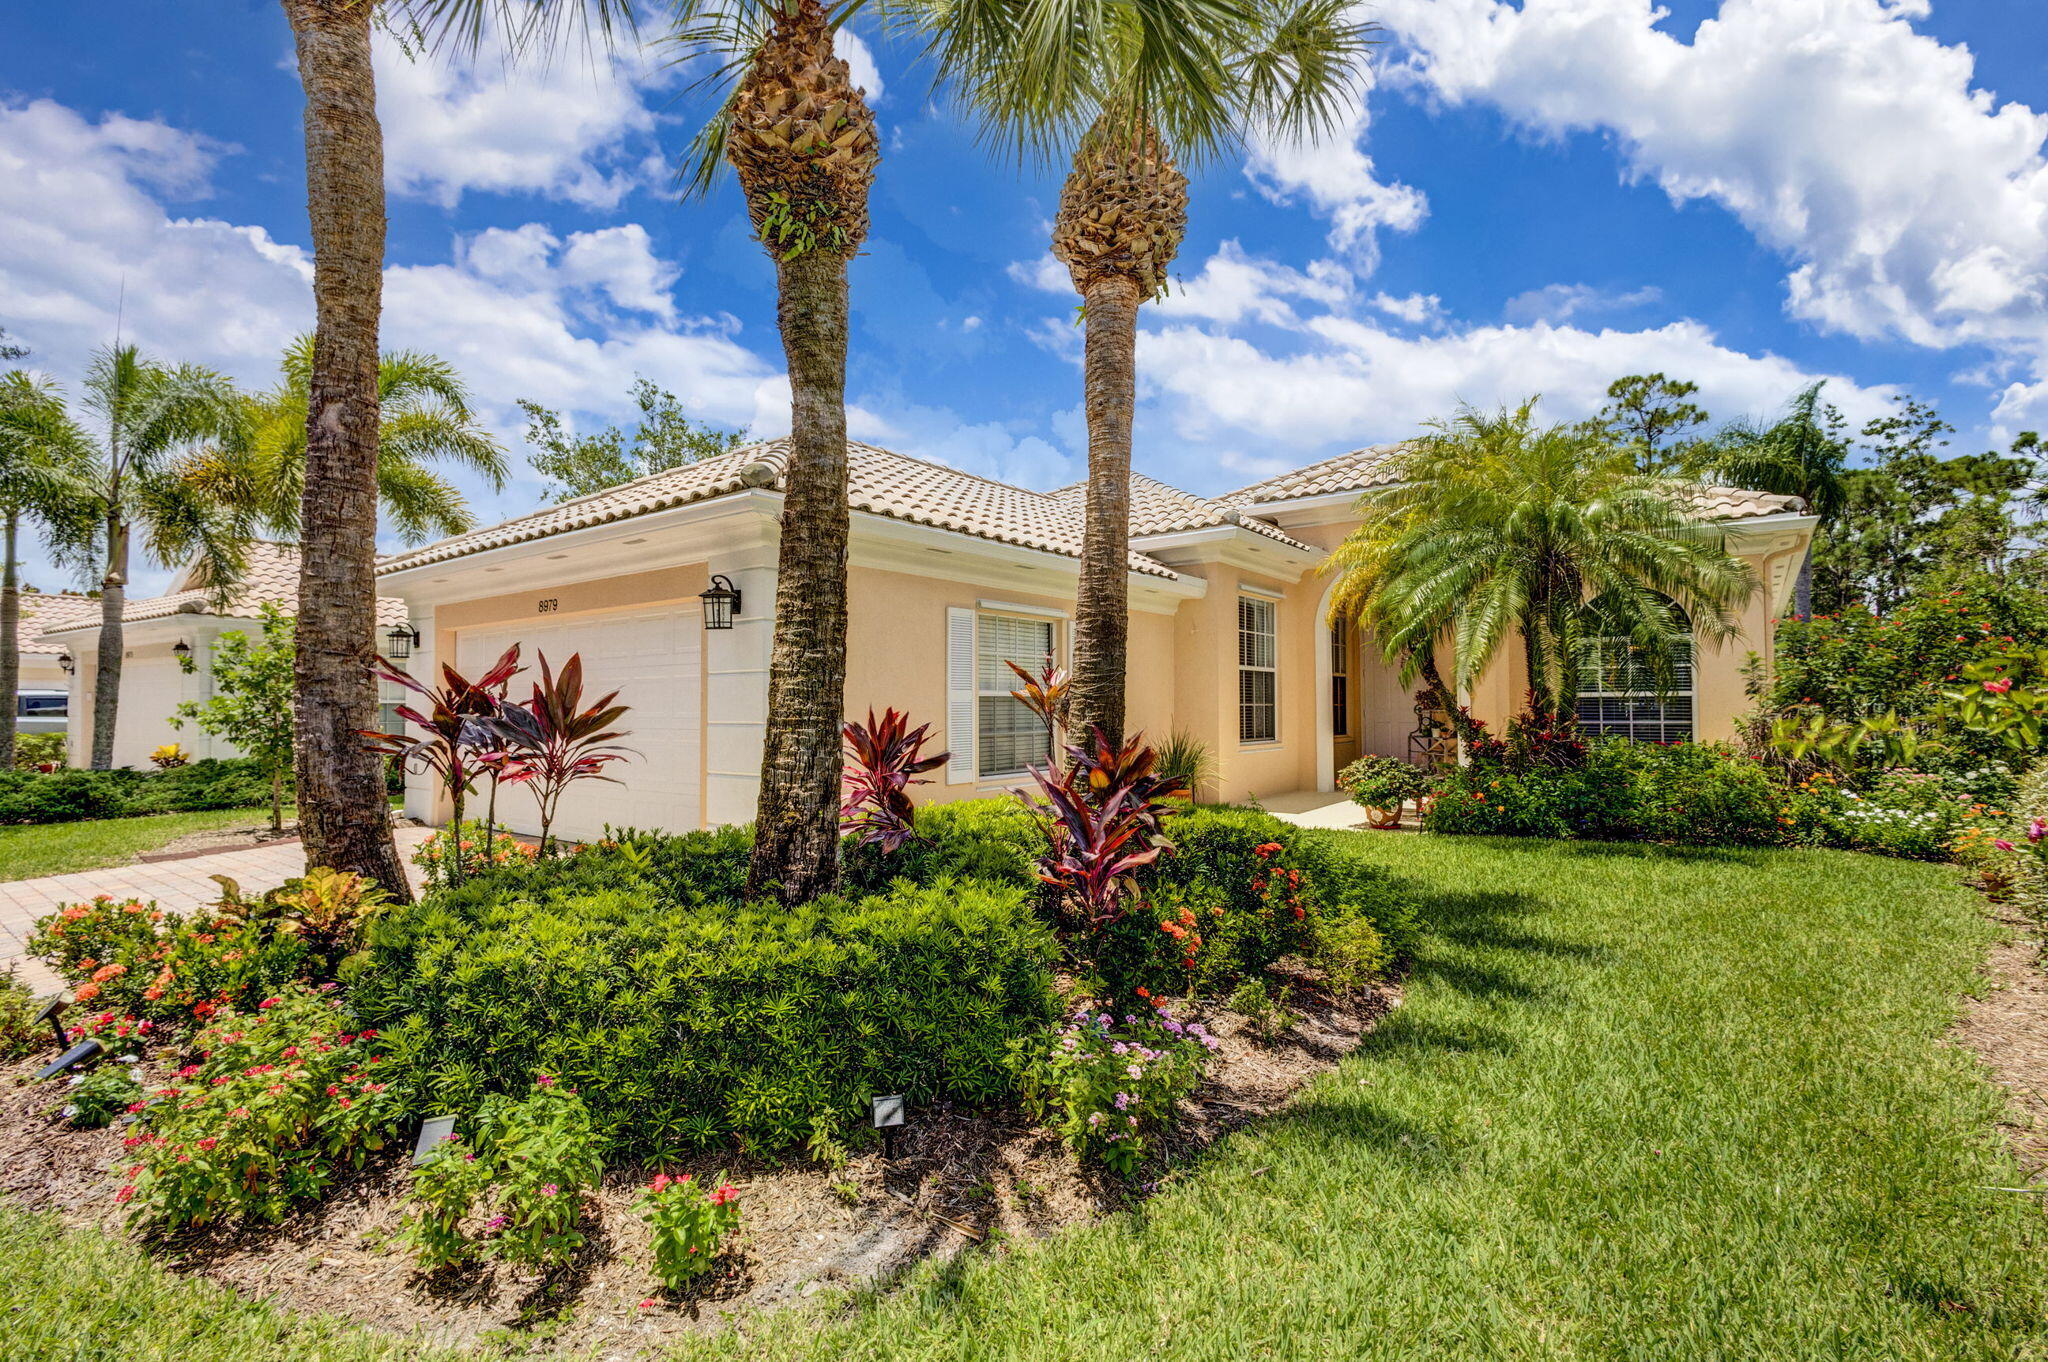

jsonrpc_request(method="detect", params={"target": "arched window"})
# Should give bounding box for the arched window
[1575,601,1694,742]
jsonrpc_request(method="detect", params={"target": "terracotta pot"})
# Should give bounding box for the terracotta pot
[1364,804,1402,830]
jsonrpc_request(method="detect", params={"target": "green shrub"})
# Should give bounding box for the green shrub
[66,1064,143,1129]
[119,984,403,1226]
[1014,1002,1213,1176]
[402,1080,601,1272]
[0,757,282,825]
[1338,755,1431,810]
[31,891,316,1023]
[1314,912,1392,997]
[351,872,1060,1159]
[11,732,64,771]
[0,968,46,1061]
[844,797,1048,895]
[1793,768,2005,861]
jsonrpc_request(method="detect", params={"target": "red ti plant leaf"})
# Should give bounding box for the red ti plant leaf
[1021,724,1184,932]
[841,708,949,853]
[359,645,521,884]
[485,651,634,856]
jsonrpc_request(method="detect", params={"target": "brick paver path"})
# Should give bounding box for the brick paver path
[0,827,436,995]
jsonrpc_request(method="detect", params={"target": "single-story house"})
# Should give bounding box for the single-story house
[42,541,408,770]
[376,439,1816,843]
[12,590,99,735]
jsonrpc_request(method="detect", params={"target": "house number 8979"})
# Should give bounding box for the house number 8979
[537,598,559,614]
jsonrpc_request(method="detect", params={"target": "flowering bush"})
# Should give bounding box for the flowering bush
[67,1063,144,1129]
[0,969,44,1061]
[410,820,536,889]
[1338,755,1431,816]
[29,888,324,1022]
[149,743,189,770]
[1016,1001,1212,1176]
[638,1171,741,1289]
[117,984,402,1226]
[1791,769,2006,861]
[399,1079,601,1272]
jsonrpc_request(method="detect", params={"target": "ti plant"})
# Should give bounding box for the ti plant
[488,652,633,857]
[1024,726,1187,932]
[1006,659,1071,741]
[840,707,948,852]
[360,645,522,884]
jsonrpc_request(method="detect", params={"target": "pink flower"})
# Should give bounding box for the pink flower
[638,1299,657,1310]
[1984,678,2015,694]
[115,1184,135,1204]
[536,1074,556,1087]
[258,997,280,1009]
[1995,839,2018,852]
[709,1184,738,1207]
[2030,819,2045,844]
[542,1183,560,1196]
[651,1173,671,1193]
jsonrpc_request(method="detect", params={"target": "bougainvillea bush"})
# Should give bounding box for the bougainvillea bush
[118,984,403,1226]
[351,872,1059,1158]
[1015,1001,1214,1176]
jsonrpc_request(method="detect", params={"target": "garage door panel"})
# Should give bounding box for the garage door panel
[455,606,700,841]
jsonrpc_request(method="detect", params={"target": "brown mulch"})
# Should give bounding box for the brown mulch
[0,975,1394,1356]
[1954,902,2048,1180]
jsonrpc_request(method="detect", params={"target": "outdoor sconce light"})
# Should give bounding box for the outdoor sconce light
[386,622,421,660]
[699,574,742,630]
[57,653,74,675]
[171,640,191,660]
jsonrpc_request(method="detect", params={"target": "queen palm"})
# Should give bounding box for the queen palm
[56,346,249,769]
[1706,383,1849,620]
[910,0,1372,747]
[0,372,94,770]
[186,335,507,546]
[1327,401,1759,723]
[665,0,882,902]
[276,0,632,895]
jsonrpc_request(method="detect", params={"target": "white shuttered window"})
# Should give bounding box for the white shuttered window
[1239,596,1278,743]
[977,613,1056,777]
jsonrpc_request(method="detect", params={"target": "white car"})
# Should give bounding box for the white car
[15,689,69,734]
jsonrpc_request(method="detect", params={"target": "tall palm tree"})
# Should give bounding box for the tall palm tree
[668,0,881,903]
[277,0,630,895]
[1327,401,1759,721]
[0,372,94,770]
[910,0,1373,747]
[185,335,507,546]
[54,346,250,769]
[1706,382,1849,620]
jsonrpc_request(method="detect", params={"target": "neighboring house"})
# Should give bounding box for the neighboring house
[41,541,408,769]
[377,439,1816,843]
[12,591,99,735]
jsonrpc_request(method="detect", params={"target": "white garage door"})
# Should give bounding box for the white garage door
[456,605,701,842]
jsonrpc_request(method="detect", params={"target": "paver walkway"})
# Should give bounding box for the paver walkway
[0,827,435,994]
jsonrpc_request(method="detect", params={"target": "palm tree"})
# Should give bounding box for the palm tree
[1706,383,1849,619]
[1327,401,1760,722]
[0,372,94,770]
[185,335,507,546]
[55,346,250,769]
[909,0,1373,746]
[667,0,881,903]
[276,0,629,896]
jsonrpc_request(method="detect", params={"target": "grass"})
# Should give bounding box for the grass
[2,835,2045,1359]
[0,807,271,882]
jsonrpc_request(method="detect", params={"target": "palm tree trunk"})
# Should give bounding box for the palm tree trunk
[1068,273,1141,749]
[746,246,851,905]
[0,511,17,771]
[283,0,410,901]
[1793,553,1813,621]
[91,515,126,769]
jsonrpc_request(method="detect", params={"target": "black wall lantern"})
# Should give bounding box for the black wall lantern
[699,574,742,630]
[57,653,74,675]
[386,622,421,660]
[171,640,192,660]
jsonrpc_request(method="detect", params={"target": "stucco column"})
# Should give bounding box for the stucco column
[703,547,777,829]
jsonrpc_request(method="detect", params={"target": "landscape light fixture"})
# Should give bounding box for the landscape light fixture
[412,1114,459,1166]
[699,575,742,631]
[386,622,421,660]
[872,1093,906,1161]
[34,1038,103,1083]
[33,996,68,1050]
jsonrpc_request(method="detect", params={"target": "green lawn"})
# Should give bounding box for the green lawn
[0,807,270,882]
[4,835,2046,1360]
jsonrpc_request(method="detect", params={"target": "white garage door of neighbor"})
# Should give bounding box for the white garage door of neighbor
[455,605,702,842]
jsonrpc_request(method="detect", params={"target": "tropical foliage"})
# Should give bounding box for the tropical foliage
[520,377,746,502]
[172,604,298,830]
[0,369,92,770]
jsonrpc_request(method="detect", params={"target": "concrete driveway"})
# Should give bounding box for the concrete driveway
[0,827,435,995]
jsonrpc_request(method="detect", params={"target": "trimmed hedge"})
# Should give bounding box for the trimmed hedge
[348,860,1060,1159]
[0,758,282,825]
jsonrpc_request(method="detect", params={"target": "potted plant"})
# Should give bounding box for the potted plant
[1339,755,1431,829]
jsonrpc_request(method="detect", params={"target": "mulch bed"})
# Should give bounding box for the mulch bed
[0,974,1394,1356]
[1955,902,2048,1180]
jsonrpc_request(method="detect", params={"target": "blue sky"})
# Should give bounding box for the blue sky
[5,0,2048,596]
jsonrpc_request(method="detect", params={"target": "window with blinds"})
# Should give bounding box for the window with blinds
[1239,595,1278,743]
[1330,616,1350,738]
[1574,604,1695,742]
[977,613,1055,777]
